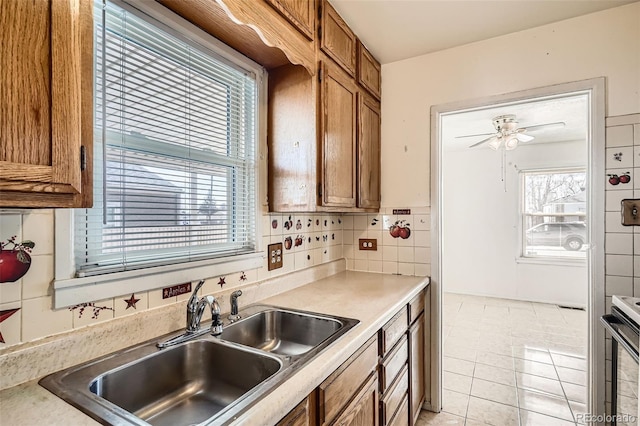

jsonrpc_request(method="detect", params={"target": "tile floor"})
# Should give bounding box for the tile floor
[417,293,588,426]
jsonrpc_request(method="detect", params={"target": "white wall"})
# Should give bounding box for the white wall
[442,140,588,306]
[381,2,640,208]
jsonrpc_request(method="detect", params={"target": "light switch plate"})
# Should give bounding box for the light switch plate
[621,199,640,226]
[267,243,283,270]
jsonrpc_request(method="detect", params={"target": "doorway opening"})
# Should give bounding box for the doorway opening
[429,79,605,424]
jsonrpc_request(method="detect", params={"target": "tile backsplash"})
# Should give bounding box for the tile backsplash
[342,207,431,276]
[0,211,345,349]
[0,204,431,350]
[602,114,640,413]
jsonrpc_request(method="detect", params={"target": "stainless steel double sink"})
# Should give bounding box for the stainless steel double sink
[40,305,359,425]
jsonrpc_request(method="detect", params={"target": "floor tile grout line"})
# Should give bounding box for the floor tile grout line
[443,294,586,426]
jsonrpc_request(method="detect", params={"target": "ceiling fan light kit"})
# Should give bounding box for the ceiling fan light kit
[461,113,566,151]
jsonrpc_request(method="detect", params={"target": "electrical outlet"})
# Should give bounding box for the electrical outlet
[359,238,377,251]
[268,242,283,270]
[621,199,640,225]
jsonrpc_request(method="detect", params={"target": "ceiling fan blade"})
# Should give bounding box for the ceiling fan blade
[456,132,495,139]
[469,134,499,148]
[523,121,566,132]
[515,133,534,142]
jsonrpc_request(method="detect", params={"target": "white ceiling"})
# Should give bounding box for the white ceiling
[441,93,589,152]
[329,0,637,64]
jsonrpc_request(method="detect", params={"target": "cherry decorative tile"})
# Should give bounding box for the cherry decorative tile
[69,303,114,319]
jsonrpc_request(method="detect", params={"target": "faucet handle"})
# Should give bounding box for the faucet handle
[186,280,206,333]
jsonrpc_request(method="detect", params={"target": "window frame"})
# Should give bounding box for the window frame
[518,167,587,265]
[53,0,268,308]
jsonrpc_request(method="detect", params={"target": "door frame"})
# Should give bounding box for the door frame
[428,78,606,420]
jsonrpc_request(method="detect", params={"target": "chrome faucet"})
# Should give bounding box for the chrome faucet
[157,280,223,348]
[186,280,205,333]
[186,280,223,335]
[228,290,243,322]
[189,295,223,335]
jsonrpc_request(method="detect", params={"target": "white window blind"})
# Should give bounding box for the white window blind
[75,0,258,277]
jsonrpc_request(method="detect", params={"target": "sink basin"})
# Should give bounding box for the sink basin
[221,308,343,356]
[90,340,281,426]
[40,305,358,425]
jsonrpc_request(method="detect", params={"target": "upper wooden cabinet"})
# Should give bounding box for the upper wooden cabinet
[159,0,316,74]
[264,0,315,40]
[320,60,358,208]
[0,0,93,208]
[319,0,356,77]
[358,93,381,210]
[357,41,381,100]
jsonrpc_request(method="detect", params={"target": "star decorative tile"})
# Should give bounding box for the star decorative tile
[124,293,140,310]
[239,271,247,281]
[0,308,20,343]
[218,277,226,288]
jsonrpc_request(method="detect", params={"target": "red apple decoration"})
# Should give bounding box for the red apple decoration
[389,224,401,238]
[619,173,631,184]
[0,238,35,283]
[608,174,620,185]
[284,237,292,250]
[399,227,411,239]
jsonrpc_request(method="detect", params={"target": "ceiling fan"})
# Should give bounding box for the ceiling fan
[458,114,566,150]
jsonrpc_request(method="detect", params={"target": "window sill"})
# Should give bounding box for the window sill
[53,252,264,309]
[516,256,587,267]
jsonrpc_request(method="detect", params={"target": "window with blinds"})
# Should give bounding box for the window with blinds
[74,0,259,277]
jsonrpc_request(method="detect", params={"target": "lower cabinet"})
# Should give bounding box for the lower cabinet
[275,288,428,426]
[409,294,427,424]
[332,373,379,425]
[318,336,378,425]
[277,392,316,426]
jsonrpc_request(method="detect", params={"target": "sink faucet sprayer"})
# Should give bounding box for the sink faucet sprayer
[228,290,243,322]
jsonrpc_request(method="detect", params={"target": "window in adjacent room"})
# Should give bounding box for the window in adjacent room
[521,169,587,260]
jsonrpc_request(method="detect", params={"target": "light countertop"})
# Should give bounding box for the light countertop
[0,271,429,426]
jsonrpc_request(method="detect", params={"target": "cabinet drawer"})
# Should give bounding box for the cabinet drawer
[319,336,378,425]
[388,394,409,426]
[408,292,425,325]
[379,307,408,356]
[379,334,408,393]
[380,365,409,425]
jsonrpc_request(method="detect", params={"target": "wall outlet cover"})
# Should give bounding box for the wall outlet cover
[621,199,640,226]
[359,238,377,251]
[268,242,283,270]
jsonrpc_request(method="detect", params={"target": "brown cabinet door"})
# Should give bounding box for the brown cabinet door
[332,373,379,426]
[357,93,381,209]
[409,313,426,424]
[357,41,381,100]
[318,336,378,425]
[320,60,357,208]
[264,0,315,40]
[0,0,93,208]
[277,392,316,426]
[320,0,356,77]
